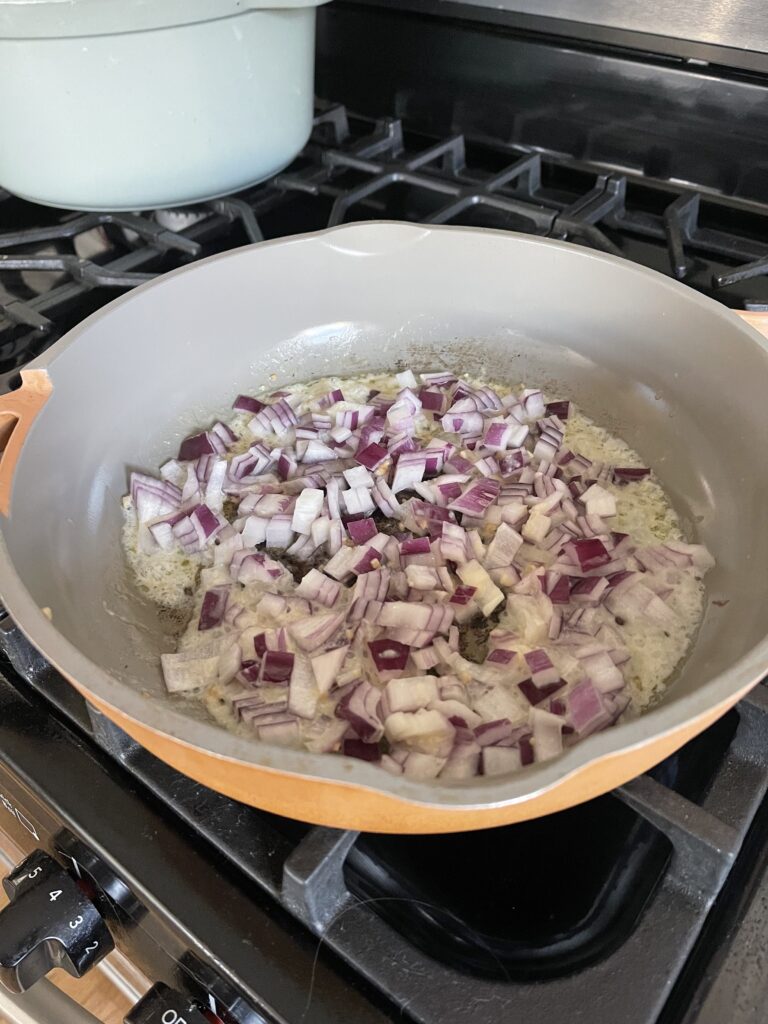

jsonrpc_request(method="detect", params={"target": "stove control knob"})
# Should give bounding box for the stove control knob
[125,983,212,1024]
[0,849,114,993]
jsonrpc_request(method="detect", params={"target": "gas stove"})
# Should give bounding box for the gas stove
[1,6,768,1023]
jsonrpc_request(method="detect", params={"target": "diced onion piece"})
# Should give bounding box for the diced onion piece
[531,708,563,760]
[161,647,221,692]
[347,518,378,545]
[396,369,419,389]
[581,483,617,518]
[579,650,625,692]
[613,467,650,484]
[384,676,439,712]
[456,560,504,616]
[303,716,348,754]
[567,679,612,735]
[198,587,229,631]
[291,487,324,535]
[233,394,265,414]
[567,538,612,572]
[288,656,319,719]
[483,746,522,776]
[260,650,295,684]
[441,742,482,779]
[522,511,551,544]
[384,709,455,757]
[448,478,500,517]
[524,649,560,686]
[521,388,546,420]
[344,465,375,489]
[336,681,384,741]
[343,739,381,762]
[289,611,345,652]
[485,523,524,569]
[295,568,341,608]
[342,487,375,516]
[310,645,349,695]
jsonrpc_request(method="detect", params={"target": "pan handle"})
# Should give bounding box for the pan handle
[0,370,52,517]
[734,309,768,338]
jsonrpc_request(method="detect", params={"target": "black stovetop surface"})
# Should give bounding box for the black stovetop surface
[2,10,768,1019]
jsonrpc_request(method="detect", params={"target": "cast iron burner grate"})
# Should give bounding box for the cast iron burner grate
[343,713,738,981]
[2,103,768,395]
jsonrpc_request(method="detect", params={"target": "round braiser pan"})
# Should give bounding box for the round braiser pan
[0,222,767,833]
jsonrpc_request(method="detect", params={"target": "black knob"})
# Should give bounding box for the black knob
[0,850,113,993]
[125,982,211,1024]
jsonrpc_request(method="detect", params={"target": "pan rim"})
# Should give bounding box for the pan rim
[2,219,768,811]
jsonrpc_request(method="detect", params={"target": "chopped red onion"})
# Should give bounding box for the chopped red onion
[342,486,376,516]
[336,680,384,741]
[570,575,610,605]
[475,719,516,746]
[178,431,216,462]
[337,405,375,430]
[291,487,324,535]
[482,419,513,452]
[579,650,625,692]
[289,611,345,652]
[419,388,447,413]
[613,467,650,484]
[370,477,400,519]
[531,708,563,760]
[581,483,617,518]
[448,478,500,517]
[257,720,300,746]
[392,451,427,494]
[545,400,570,419]
[518,677,565,706]
[343,739,381,762]
[344,518,375,545]
[420,371,458,387]
[295,568,341,608]
[198,587,229,631]
[369,639,411,673]
[485,523,524,569]
[441,411,485,435]
[264,513,294,549]
[249,399,298,438]
[286,656,319,719]
[356,442,390,471]
[524,649,560,686]
[399,536,431,556]
[233,394,266,414]
[566,537,612,571]
[142,370,718,781]
[260,650,294,684]
[309,645,349,695]
[485,648,515,665]
[411,646,439,671]
[384,676,439,713]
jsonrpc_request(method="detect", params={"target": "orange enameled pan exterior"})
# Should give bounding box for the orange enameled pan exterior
[75,679,755,832]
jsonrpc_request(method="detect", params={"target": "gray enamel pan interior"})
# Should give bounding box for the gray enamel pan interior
[1,222,767,811]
